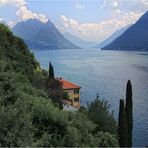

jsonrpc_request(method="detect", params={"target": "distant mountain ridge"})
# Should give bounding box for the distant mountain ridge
[64,32,97,48]
[96,25,131,48]
[13,19,80,50]
[102,11,148,51]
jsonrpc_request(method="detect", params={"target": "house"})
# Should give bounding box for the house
[58,77,81,109]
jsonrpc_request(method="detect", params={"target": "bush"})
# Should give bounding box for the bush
[87,97,117,135]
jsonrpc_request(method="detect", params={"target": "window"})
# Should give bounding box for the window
[74,98,79,102]
[74,89,79,94]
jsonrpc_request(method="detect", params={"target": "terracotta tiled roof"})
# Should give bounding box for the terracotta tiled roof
[58,78,81,90]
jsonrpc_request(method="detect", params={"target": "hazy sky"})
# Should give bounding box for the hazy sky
[0,0,148,42]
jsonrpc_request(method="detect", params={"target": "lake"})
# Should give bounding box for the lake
[33,48,148,147]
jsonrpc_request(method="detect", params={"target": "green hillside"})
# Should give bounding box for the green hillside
[0,23,118,147]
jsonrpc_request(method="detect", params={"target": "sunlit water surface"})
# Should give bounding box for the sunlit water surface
[33,48,148,147]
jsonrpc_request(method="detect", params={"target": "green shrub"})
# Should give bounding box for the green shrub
[87,97,117,135]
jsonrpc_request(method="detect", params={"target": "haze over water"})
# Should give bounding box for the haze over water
[33,48,148,147]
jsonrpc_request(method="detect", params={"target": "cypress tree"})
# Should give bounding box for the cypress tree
[118,80,133,147]
[46,62,64,109]
[48,62,54,79]
[45,62,54,91]
[125,80,133,147]
[118,99,126,147]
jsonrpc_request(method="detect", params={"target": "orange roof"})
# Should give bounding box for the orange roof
[58,78,81,90]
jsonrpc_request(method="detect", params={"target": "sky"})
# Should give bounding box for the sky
[0,0,148,42]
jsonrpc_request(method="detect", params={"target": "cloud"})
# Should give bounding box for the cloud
[16,5,48,23]
[140,0,148,5]
[102,0,148,13]
[0,0,26,7]
[60,15,69,28]
[7,20,16,27]
[58,12,143,42]
[60,15,69,23]
[0,17,3,21]
[103,0,120,8]
[69,18,78,28]
[112,0,119,7]
[0,0,48,23]
[75,2,85,10]
[60,15,78,28]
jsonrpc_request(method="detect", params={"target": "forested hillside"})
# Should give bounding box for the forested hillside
[0,23,118,147]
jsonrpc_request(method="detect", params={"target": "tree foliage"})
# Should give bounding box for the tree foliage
[87,97,117,135]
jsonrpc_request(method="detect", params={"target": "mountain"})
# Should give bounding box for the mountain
[102,11,148,51]
[13,19,80,50]
[96,25,131,48]
[64,32,97,48]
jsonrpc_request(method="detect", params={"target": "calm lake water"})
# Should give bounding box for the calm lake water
[33,48,148,147]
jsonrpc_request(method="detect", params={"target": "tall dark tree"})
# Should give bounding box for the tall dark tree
[118,80,133,147]
[48,62,54,79]
[45,62,53,91]
[118,99,126,147]
[125,80,133,147]
[46,62,66,109]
